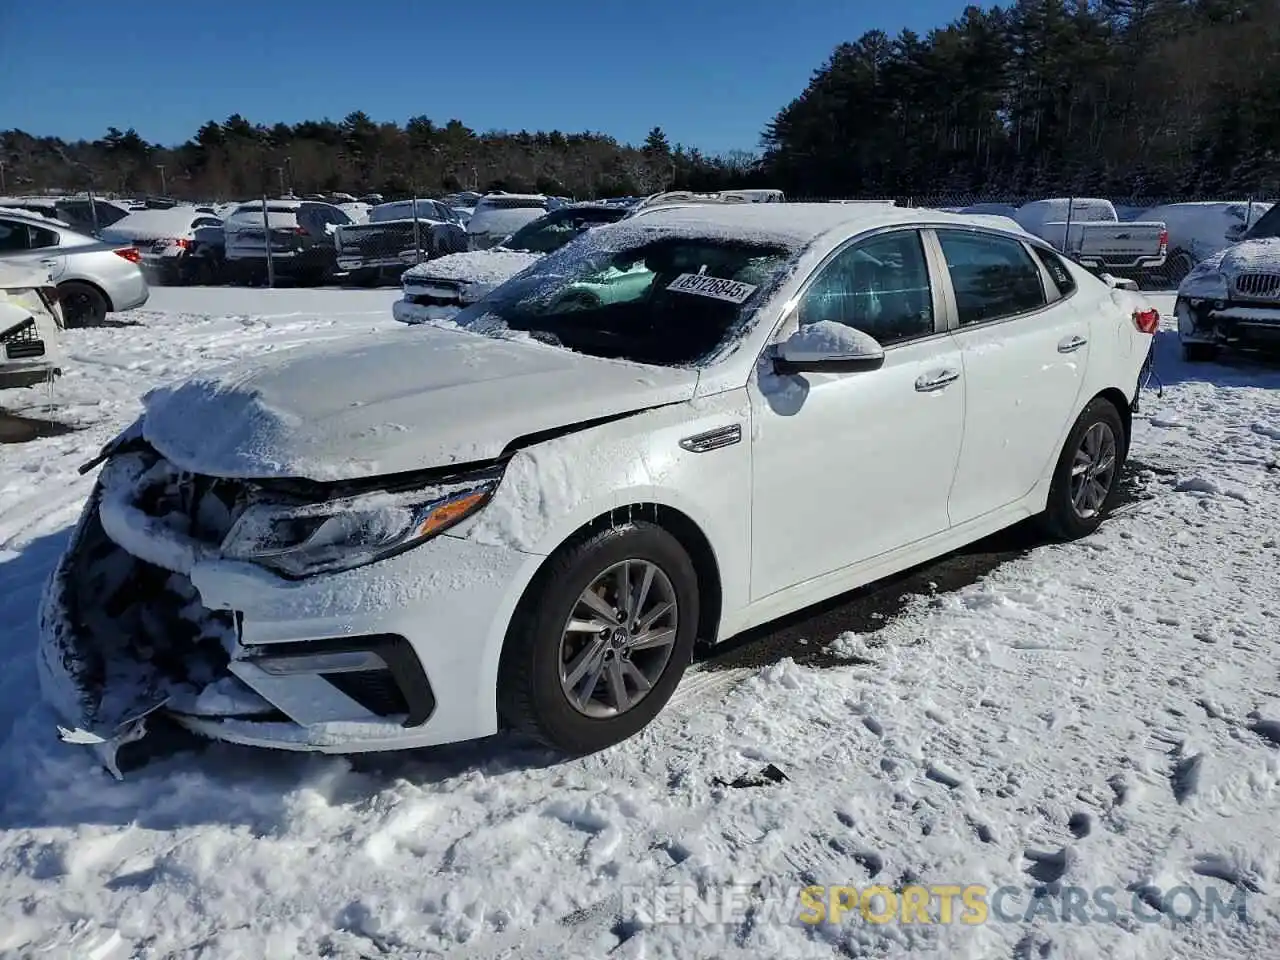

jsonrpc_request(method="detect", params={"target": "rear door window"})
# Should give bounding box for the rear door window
[1032,246,1077,301]
[936,230,1047,326]
[0,219,31,253]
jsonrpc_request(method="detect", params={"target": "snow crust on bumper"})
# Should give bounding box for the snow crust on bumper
[391,298,462,325]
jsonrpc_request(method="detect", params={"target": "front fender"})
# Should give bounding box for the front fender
[452,391,753,640]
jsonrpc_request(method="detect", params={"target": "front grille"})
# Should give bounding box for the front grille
[323,669,410,716]
[1,316,45,359]
[1235,273,1280,300]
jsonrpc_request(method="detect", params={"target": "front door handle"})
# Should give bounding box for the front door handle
[915,369,960,392]
[1058,335,1088,353]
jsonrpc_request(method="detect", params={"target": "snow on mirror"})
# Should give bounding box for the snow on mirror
[775,320,885,372]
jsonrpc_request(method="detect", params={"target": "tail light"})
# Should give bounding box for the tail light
[1158,229,1168,254]
[169,237,192,250]
[114,247,142,263]
[1133,307,1160,335]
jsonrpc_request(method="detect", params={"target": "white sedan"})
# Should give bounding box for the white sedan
[39,204,1159,771]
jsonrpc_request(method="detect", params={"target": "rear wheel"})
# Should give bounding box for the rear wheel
[57,281,108,328]
[1038,398,1126,541]
[498,522,699,754]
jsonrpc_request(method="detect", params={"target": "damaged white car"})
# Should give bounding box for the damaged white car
[40,205,1158,774]
[1176,201,1280,360]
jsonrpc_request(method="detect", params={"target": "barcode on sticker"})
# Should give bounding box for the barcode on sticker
[667,273,758,304]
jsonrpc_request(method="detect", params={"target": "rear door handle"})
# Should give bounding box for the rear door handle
[1058,335,1088,353]
[915,369,960,392]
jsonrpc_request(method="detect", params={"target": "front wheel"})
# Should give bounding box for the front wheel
[498,522,699,754]
[1037,398,1127,541]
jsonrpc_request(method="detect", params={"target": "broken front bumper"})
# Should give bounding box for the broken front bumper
[37,449,541,773]
[1177,296,1280,350]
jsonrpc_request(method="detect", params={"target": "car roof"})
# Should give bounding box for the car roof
[0,207,72,231]
[599,202,1038,252]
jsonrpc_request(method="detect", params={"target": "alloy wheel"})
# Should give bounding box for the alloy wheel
[558,559,679,718]
[1070,422,1118,519]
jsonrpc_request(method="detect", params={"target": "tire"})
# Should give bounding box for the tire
[497,521,699,754]
[1182,342,1218,363]
[57,281,109,328]
[1037,398,1127,541]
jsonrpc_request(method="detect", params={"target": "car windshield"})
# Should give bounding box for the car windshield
[1245,204,1280,240]
[450,236,791,367]
[504,208,627,254]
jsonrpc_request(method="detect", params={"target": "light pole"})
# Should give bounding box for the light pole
[284,155,293,196]
[0,159,6,193]
[274,166,285,197]
[155,163,167,195]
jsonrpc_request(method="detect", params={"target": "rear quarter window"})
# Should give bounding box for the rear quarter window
[1033,246,1077,301]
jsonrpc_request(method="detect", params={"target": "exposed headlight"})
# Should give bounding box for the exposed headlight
[220,478,498,578]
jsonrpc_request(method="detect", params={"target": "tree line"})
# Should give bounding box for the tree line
[0,116,760,202]
[3,0,1278,203]
[763,0,1280,199]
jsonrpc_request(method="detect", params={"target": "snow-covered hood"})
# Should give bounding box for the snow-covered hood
[401,250,542,303]
[1179,238,1280,298]
[140,325,698,481]
[1212,238,1280,277]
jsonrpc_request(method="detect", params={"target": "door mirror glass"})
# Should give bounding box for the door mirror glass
[774,320,886,374]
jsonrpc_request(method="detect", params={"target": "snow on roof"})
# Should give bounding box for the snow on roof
[0,205,71,228]
[101,206,215,240]
[594,202,1027,252]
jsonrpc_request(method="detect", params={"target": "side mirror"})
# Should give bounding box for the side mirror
[773,320,886,375]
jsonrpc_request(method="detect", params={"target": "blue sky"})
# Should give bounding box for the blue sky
[0,0,959,154]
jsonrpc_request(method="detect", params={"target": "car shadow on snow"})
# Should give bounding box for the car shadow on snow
[0,459,1170,828]
[1151,329,1280,388]
[698,458,1170,673]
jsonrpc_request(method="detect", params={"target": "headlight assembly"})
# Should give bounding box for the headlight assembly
[220,478,498,578]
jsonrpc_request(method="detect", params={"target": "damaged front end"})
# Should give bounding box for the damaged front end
[39,445,279,777]
[39,425,509,777]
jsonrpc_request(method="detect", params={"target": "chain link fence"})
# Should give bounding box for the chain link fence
[176,190,1275,289]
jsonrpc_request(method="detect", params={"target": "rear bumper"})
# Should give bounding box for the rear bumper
[105,270,150,312]
[1176,296,1280,350]
[38,460,543,761]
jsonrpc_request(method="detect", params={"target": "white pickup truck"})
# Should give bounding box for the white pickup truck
[1015,199,1168,278]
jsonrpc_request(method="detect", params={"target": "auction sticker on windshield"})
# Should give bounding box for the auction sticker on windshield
[667,273,758,304]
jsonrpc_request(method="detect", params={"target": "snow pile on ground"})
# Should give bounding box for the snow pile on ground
[0,289,1278,958]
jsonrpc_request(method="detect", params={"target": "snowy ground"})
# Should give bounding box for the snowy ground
[0,287,1278,959]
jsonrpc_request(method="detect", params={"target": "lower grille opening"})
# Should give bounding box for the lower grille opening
[322,670,410,717]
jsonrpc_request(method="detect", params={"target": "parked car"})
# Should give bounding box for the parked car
[0,210,149,327]
[1136,201,1274,286]
[1176,201,1280,360]
[100,206,225,285]
[1014,199,1168,278]
[393,203,630,323]
[466,193,554,250]
[222,200,353,284]
[334,200,467,286]
[0,196,132,236]
[0,263,63,389]
[40,204,1158,768]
